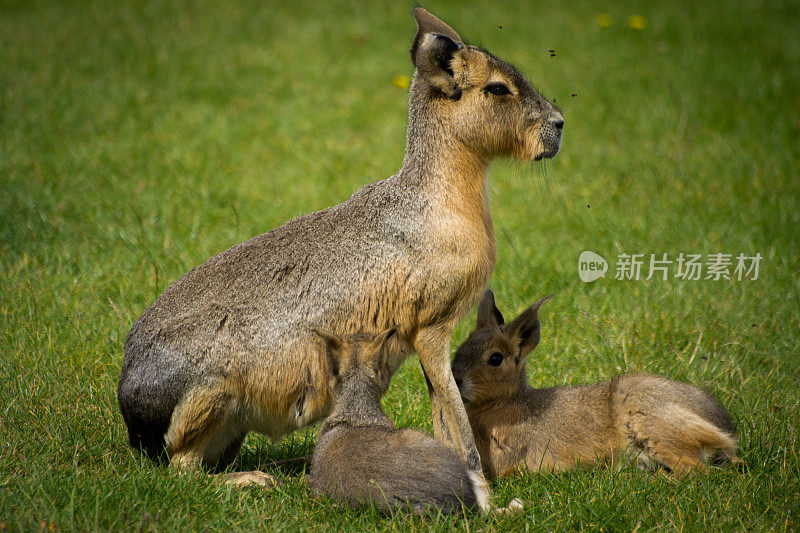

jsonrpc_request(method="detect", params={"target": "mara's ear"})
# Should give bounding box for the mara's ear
[477,290,505,330]
[410,7,464,98]
[412,7,462,45]
[312,329,343,378]
[505,296,551,359]
[370,326,397,374]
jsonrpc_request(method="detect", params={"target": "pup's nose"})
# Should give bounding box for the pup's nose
[454,376,463,389]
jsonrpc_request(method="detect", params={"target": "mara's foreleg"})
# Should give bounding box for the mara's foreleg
[415,325,489,511]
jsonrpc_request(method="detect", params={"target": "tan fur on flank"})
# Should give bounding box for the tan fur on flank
[117,8,563,487]
[451,291,740,479]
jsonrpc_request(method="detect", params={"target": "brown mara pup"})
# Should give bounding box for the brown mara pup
[310,328,486,514]
[451,291,740,479]
[117,7,563,487]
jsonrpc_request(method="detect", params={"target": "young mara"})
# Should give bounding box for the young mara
[451,291,739,479]
[310,329,484,514]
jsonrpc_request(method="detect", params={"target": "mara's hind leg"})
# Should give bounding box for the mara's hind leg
[645,442,708,477]
[636,406,738,477]
[166,384,277,488]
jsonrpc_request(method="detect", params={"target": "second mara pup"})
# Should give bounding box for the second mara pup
[451,291,740,479]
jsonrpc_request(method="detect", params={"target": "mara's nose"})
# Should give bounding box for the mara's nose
[551,117,564,131]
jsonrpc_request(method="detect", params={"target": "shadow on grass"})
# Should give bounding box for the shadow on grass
[236,432,315,477]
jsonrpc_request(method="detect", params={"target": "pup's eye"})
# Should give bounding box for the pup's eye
[487,352,504,366]
[484,83,511,96]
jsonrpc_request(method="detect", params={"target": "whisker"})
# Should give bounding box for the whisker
[545,159,554,200]
[527,161,540,204]
[533,160,550,206]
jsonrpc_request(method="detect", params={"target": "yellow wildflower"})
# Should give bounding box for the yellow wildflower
[392,75,410,89]
[628,15,647,29]
[596,13,613,27]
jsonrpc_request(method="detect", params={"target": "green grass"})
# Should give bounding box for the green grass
[2,0,799,530]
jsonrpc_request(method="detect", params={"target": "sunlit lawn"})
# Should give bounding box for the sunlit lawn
[1,0,798,530]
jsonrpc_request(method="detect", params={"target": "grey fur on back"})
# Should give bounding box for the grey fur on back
[117,155,467,458]
[118,180,425,452]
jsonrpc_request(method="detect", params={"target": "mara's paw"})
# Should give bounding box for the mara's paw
[220,471,278,488]
[507,498,525,511]
[491,497,525,515]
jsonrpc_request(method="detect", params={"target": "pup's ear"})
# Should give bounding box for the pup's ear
[477,290,505,330]
[312,329,343,378]
[504,296,551,359]
[370,326,397,375]
[410,8,464,98]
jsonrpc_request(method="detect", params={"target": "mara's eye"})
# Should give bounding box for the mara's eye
[484,83,511,96]
[487,352,504,366]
